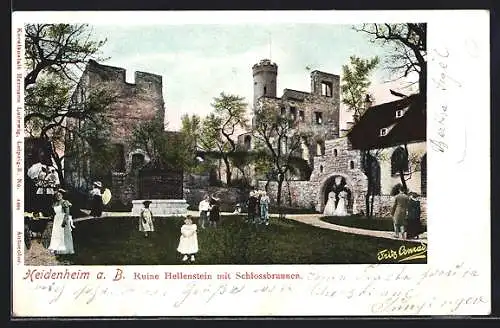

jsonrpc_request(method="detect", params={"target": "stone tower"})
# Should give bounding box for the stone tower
[252,59,278,109]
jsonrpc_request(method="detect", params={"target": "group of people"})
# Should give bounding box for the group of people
[197,195,221,229]
[323,188,350,217]
[391,187,423,239]
[29,164,61,217]
[246,189,270,225]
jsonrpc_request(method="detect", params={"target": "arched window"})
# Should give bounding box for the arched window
[334,149,338,157]
[391,147,409,176]
[316,141,325,156]
[349,161,355,169]
[421,153,427,196]
[244,135,252,150]
[363,153,381,195]
[131,153,145,170]
[112,144,125,172]
[320,165,323,173]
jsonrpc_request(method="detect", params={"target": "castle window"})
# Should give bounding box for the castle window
[290,107,297,121]
[263,86,267,95]
[349,161,355,169]
[391,147,409,176]
[112,144,125,172]
[379,128,389,137]
[316,141,325,156]
[396,109,404,118]
[321,81,333,97]
[314,112,323,125]
[244,135,252,150]
[334,149,338,157]
[299,110,305,122]
[320,165,324,173]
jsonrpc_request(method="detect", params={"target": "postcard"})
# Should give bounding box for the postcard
[11,10,490,317]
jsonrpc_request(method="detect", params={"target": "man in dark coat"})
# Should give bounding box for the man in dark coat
[406,192,423,239]
[246,190,258,223]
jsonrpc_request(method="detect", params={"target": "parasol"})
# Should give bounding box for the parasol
[102,188,112,205]
[27,162,44,179]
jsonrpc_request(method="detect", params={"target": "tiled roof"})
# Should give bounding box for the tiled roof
[346,93,426,150]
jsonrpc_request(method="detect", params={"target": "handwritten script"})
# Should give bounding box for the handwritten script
[429,47,468,164]
[19,262,488,316]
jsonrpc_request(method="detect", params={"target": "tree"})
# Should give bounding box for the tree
[25,74,116,186]
[198,92,249,185]
[129,113,192,171]
[340,55,380,218]
[24,23,109,186]
[25,24,107,89]
[252,103,309,209]
[340,55,379,118]
[354,23,427,98]
[390,145,423,193]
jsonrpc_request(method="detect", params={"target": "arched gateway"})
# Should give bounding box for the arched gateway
[317,173,354,213]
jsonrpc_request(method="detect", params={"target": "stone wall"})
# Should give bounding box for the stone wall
[64,60,165,194]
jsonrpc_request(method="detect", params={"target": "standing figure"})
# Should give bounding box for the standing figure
[177,216,199,262]
[208,196,220,228]
[406,193,423,239]
[323,191,337,216]
[198,195,210,229]
[48,189,75,255]
[89,181,103,217]
[259,191,270,225]
[391,187,410,239]
[333,190,348,216]
[45,167,60,196]
[246,191,258,223]
[139,200,154,238]
[35,166,50,216]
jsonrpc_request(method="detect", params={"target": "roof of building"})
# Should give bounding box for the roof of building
[346,93,426,150]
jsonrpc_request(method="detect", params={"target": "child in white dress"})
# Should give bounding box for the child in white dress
[177,216,199,262]
[139,200,154,238]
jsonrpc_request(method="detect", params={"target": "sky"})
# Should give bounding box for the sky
[89,24,417,131]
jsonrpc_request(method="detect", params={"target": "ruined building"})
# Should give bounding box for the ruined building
[235,59,341,183]
[244,59,427,217]
[64,60,166,206]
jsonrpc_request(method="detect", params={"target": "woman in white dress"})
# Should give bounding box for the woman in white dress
[48,189,75,255]
[334,190,348,216]
[323,191,337,216]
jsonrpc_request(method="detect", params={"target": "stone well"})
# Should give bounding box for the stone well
[131,199,189,217]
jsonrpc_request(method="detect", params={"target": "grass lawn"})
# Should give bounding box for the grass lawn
[56,215,426,265]
[321,215,427,232]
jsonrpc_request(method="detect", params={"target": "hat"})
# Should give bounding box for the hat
[93,181,102,188]
[143,200,152,206]
[57,188,67,194]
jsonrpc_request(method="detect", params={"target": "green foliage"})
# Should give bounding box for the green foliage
[340,55,379,113]
[197,92,249,184]
[25,24,108,88]
[129,113,193,171]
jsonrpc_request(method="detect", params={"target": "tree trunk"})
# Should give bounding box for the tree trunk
[223,156,232,185]
[370,193,375,217]
[399,169,408,192]
[277,176,285,219]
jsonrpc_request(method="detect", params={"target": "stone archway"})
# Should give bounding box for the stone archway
[317,173,354,212]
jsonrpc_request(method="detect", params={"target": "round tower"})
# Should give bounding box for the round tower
[252,59,278,109]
